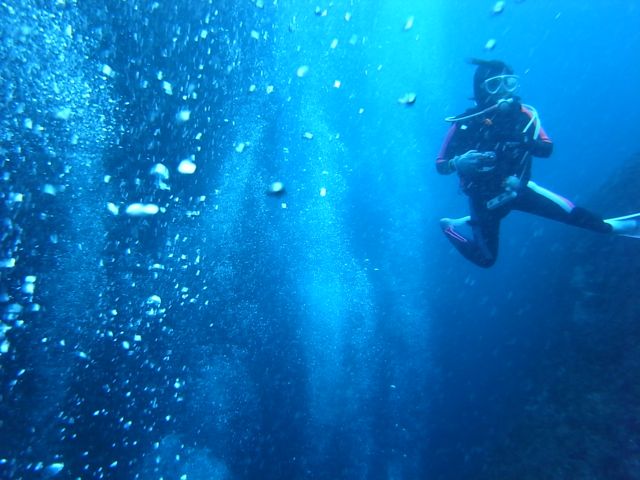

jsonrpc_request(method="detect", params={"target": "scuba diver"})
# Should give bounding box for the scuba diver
[436,58,640,268]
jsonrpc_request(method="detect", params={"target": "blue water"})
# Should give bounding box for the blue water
[1,1,640,479]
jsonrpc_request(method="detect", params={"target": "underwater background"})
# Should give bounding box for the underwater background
[1,0,640,479]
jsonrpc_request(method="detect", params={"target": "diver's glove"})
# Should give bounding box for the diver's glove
[449,150,497,176]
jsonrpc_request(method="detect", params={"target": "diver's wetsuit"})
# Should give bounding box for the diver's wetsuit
[436,100,612,268]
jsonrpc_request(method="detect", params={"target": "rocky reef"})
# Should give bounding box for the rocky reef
[478,153,640,479]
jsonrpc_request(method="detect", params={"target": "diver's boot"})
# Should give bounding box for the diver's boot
[439,216,471,231]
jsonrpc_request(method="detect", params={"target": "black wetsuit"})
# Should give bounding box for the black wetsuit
[436,100,611,268]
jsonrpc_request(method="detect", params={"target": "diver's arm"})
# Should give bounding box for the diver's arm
[436,156,456,174]
[521,106,553,158]
[529,127,553,158]
[436,124,458,174]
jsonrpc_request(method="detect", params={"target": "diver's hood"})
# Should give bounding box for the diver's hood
[472,59,515,107]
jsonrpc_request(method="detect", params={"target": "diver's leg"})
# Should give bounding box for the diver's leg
[440,198,501,268]
[514,181,612,233]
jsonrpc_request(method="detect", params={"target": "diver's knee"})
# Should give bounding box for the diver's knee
[476,256,497,268]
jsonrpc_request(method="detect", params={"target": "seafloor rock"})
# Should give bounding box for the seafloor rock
[477,153,640,480]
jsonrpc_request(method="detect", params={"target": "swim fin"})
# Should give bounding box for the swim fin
[604,212,640,238]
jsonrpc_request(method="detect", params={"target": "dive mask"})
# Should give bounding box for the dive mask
[482,74,519,95]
